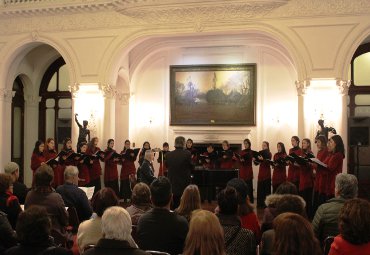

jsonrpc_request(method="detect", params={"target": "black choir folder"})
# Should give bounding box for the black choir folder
[123,148,140,160]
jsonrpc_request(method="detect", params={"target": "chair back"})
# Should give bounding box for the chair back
[146,251,171,255]
[67,207,80,233]
[324,236,335,255]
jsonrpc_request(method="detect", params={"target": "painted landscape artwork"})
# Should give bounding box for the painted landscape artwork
[170,64,256,125]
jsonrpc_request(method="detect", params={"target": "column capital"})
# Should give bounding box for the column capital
[24,94,41,107]
[116,92,130,105]
[336,79,351,95]
[295,79,310,96]
[100,84,118,99]
[68,83,80,99]
[0,88,15,103]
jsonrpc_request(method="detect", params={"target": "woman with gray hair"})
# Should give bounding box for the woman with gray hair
[83,206,149,255]
[137,150,156,186]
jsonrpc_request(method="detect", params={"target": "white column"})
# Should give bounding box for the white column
[295,79,310,139]
[0,89,13,171]
[23,95,41,187]
[115,92,130,149]
[101,84,117,144]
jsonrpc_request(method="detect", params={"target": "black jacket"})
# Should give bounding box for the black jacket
[83,239,149,255]
[13,182,28,205]
[166,148,193,196]
[5,237,72,255]
[137,160,156,186]
[0,211,17,253]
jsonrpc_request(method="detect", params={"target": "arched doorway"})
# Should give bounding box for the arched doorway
[11,76,25,182]
[39,57,72,151]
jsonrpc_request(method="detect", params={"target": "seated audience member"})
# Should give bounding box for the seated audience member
[0,210,17,253]
[83,206,149,255]
[24,164,68,246]
[260,194,306,255]
[216,187,256,255]
[4,162,28,204]
[329,198,370,255]
[56,166,93,222]
[175,184,201,222]
[312,173,358,244]
[5,206,72,255]
[227,178,261,243]
[126,183,152,225]
[261,181,298,232]
[273,212,322,255]
[0,173,22,229]
[137,150,156,186]
[77,188,118,254]
[183,209,226,255]
[137,176,188,255]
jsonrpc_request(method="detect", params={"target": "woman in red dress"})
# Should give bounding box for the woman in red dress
[119,139,137,201]
[299,138,314,218]
[238,139,254,203]
[157,142,170,177]
[313,135,329,212]
[43,138,63,188]
[86,137,103,192]
[287,136,303,189]
[104,139,120,196]
[58,138,76,186]
[323,134,345,199]
[219,140,235,169]
[256,141,272,208]
[30,140,45,184]
[272,142,287,193]
[77,142,92,187]
[186,138,198,166]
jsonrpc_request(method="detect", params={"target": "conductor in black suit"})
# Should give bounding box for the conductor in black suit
[166,136,194,209]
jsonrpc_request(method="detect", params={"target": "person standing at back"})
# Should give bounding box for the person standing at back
[166,136,193,209]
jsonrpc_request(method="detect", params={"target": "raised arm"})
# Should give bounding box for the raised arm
[75,113,82,128]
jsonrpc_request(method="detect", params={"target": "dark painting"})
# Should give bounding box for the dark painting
[170,64,256,125]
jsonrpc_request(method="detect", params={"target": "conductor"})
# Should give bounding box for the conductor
[166,136,194,209]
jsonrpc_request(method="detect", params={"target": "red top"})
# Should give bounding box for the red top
[77,154,91,186]
[44,149,63,187]
[238,149,253,180]
[272,152,287,187]
[257,150,272,181]
[30,152,45,172]
[323,152,344,197]
[287,147,302,183]
[104,149,118,182]
[299,151,314,191]
[314,148,329,194]
[220,149,235,169]
[120,149,136,180]
[240,212,261,244]
[86,147,102,181]
[329,235,370,255]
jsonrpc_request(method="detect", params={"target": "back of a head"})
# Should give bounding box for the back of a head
[273,212,321,255]
[275,194,306,216]
[16,206,51,245]
[174,136,185,148]
[34,164,54,188]
[275,181,298,195]
[102,206,135,246]
[339,198,370,245]
[4,162,19,175]
[0,173,12,194]
[183,209,225,255]
[217,187,238,215]
[150,176,172,207]
[335,173,358,199]
[64,166,79,182]
[227,178,248,203]
[177,185,201,217]
[131,182,151,206]
[92,188,119,217]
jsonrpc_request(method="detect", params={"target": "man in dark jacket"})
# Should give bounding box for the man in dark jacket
[166,136,193,209]
[312,173,358,244]
[137,150,156,186]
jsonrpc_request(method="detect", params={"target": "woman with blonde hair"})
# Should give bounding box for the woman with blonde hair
[175,185,201,221]
[183,210,226,255]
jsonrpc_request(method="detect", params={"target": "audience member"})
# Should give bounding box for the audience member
[137,150,156,186]
[216,186,256,255]
[0,173,22,229]
[166,136,193,209]
[175,184,201,222]
[260,194,306,255]
[0,210,17,253]
[329,198,370,255]
[56,166,93,222]
[24,164,68,247]
[4,162,28,204]
[137,176,188,255]
[126,183,152,225]
[83,206,149,255]
[273,212,322,255]
[183,209,226,255]
[5,206,72,255]
[227,178,261,243]
[261,181,298,232]
[77,188,118,254]
[312,173,358,244]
